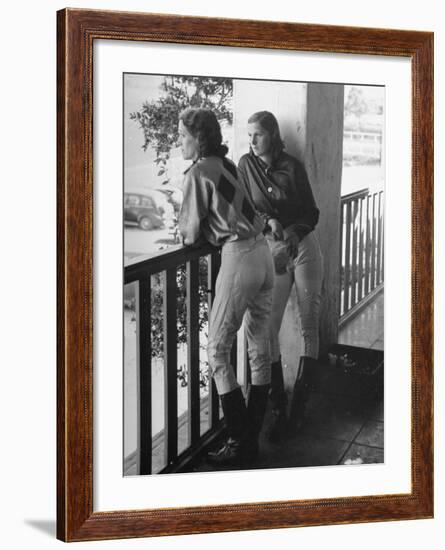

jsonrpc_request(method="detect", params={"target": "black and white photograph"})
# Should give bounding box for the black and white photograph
[123,73,385,476]
[1,0,440,545]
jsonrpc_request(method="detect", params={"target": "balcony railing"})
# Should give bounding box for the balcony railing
[339,188,384,325]
[124,243,245,475]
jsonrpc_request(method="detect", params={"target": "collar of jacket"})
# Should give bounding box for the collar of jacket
[248,148,284,172]
[183,158,200,175]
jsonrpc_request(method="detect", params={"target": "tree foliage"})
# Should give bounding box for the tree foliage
[130,76,233,182]
[125,257,211,388]
[149,258,210,359]
[345,86,368,119]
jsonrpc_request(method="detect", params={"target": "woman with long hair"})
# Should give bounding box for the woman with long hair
[238,110,324,442]
[178,108,274,466]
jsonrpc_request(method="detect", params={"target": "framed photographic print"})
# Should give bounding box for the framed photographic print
[57,8,433,542]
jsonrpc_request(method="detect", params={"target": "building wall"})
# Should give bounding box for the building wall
[233,79,344,386]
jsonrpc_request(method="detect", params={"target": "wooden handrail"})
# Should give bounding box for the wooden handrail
[125,242,218,283]
[341,188,369,203]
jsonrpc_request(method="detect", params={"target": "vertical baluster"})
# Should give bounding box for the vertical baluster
[357,197,364,302]
[371,193,377,290]
[186,259,200,447]
[381,195,385,283]
[351,199,358,307]
[376,191,383,285]
[163,268,177,467]
[230,335,238,379]
[364,195,371,296]
[343,201,352,314]
[233,326,249,394]
[243,330,251,395]
[339,201,345,316]
[136,278,152,475]
[207,251,221,428]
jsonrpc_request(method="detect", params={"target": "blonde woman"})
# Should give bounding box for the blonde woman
[239,111,324,442]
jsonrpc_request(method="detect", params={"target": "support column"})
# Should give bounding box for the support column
[304,82,344,354]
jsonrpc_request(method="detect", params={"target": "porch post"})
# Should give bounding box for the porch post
[303,82,345,353]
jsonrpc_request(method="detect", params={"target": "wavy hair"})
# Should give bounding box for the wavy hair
[179,108,228,159]
[247,111,284,161]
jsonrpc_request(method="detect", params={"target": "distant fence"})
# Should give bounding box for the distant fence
[343,131,382,160]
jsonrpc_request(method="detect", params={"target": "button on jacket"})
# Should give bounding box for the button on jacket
[179,155,264,247]
[238,151,319,240]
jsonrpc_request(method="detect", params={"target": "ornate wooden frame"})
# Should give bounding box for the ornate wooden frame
[57,8,434,542]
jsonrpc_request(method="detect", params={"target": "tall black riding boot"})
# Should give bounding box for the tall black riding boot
[207,387,248,467]
[245,384,270,461]
[288,356,316,434]
[267,358,288,443]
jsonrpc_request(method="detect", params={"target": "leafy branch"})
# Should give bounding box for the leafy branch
[129,76,233,183]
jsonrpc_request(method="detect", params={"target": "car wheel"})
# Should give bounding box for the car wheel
[139,216,155,230]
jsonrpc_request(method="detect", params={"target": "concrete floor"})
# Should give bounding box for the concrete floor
[339,291,384,351]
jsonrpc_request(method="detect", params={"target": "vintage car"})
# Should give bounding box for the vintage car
[123,192,164,230]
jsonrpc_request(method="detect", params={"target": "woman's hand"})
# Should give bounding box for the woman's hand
[268,218,284,241]
[286,234,300,258]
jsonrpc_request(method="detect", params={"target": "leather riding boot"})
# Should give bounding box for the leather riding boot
[288,356,317,434]
[245,384,270,461]
[207,387,248,467]
[267,358,288,443]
